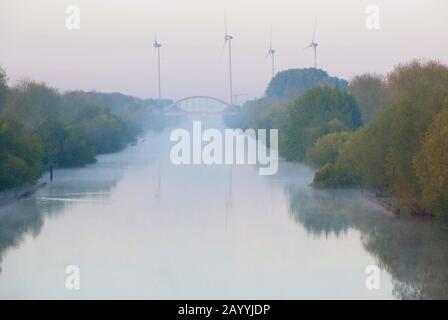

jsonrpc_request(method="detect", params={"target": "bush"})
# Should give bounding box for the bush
[306,131,352,167]
[312,163,355,188]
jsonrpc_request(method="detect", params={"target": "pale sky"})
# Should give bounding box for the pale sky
[0,0,447,103]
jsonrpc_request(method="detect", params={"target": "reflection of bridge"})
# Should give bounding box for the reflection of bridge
[164,96,238,116]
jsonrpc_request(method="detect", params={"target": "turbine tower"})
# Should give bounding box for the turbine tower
[153,36,162,101]
[304,21,318,68]
[223,15,234,105]
[266,30,276,77]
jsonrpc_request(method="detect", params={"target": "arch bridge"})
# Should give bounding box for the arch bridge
[164,96,238,116]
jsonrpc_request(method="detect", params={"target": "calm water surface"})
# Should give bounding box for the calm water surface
[0,117,447,299]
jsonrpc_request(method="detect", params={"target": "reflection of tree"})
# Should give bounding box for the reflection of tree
[287,186,448,299]
[287,188,353,238]
[0,176,119,276]
[361,219,448,299]
[0,200,59,273]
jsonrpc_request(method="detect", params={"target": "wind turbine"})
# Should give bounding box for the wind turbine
[266,30,276,77]
[153,36,162,101]
[304,21,318,68]
[223,15,234,105]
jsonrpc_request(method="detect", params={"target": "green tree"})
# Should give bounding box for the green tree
[266,68,347,100]
[36,119,69,166]
[58,127,95,167]
[283,87,362,161]
[414,108,448,220]
[83,111,129,154]
[306,131,352,167]
[348,73,387,124]
[3,80,61,131]
[383,61,448,201]
[0,67,7,111]
[0,118,43,190]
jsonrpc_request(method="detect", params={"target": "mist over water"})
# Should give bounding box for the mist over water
[0,117,446,299]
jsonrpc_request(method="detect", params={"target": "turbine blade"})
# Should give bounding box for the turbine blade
[312,20,317,42]
[222,38,227,53]
[224,12,228,36]
[153,35,157,54]
[266,28,273,58]
[153,45,157,64]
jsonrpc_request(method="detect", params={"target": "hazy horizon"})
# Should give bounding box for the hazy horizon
[1,0,447,103]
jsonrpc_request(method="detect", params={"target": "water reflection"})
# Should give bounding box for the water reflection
[0,151,126,276]
[288,189,352,237]
[286,185,448,299]
[0,202,44,273]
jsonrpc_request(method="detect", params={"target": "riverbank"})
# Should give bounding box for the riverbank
[0,182,47,208]
[361,190,400,216]
[0,136,148,209]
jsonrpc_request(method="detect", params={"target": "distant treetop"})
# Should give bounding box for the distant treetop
[266,68,348,100]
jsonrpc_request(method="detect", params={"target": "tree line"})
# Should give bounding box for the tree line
[225,61,448,222]
[0,67,167,191]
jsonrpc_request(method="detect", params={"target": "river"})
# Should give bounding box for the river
[0,117,447,299]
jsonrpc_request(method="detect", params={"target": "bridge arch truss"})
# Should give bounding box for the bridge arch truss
[164,95,238,116]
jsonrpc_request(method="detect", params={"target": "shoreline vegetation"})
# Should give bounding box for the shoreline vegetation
[225,60,448,224]
[0,67,174,198]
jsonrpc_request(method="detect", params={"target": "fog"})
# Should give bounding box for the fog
[1,0,447,102]
[1,117,447,299]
